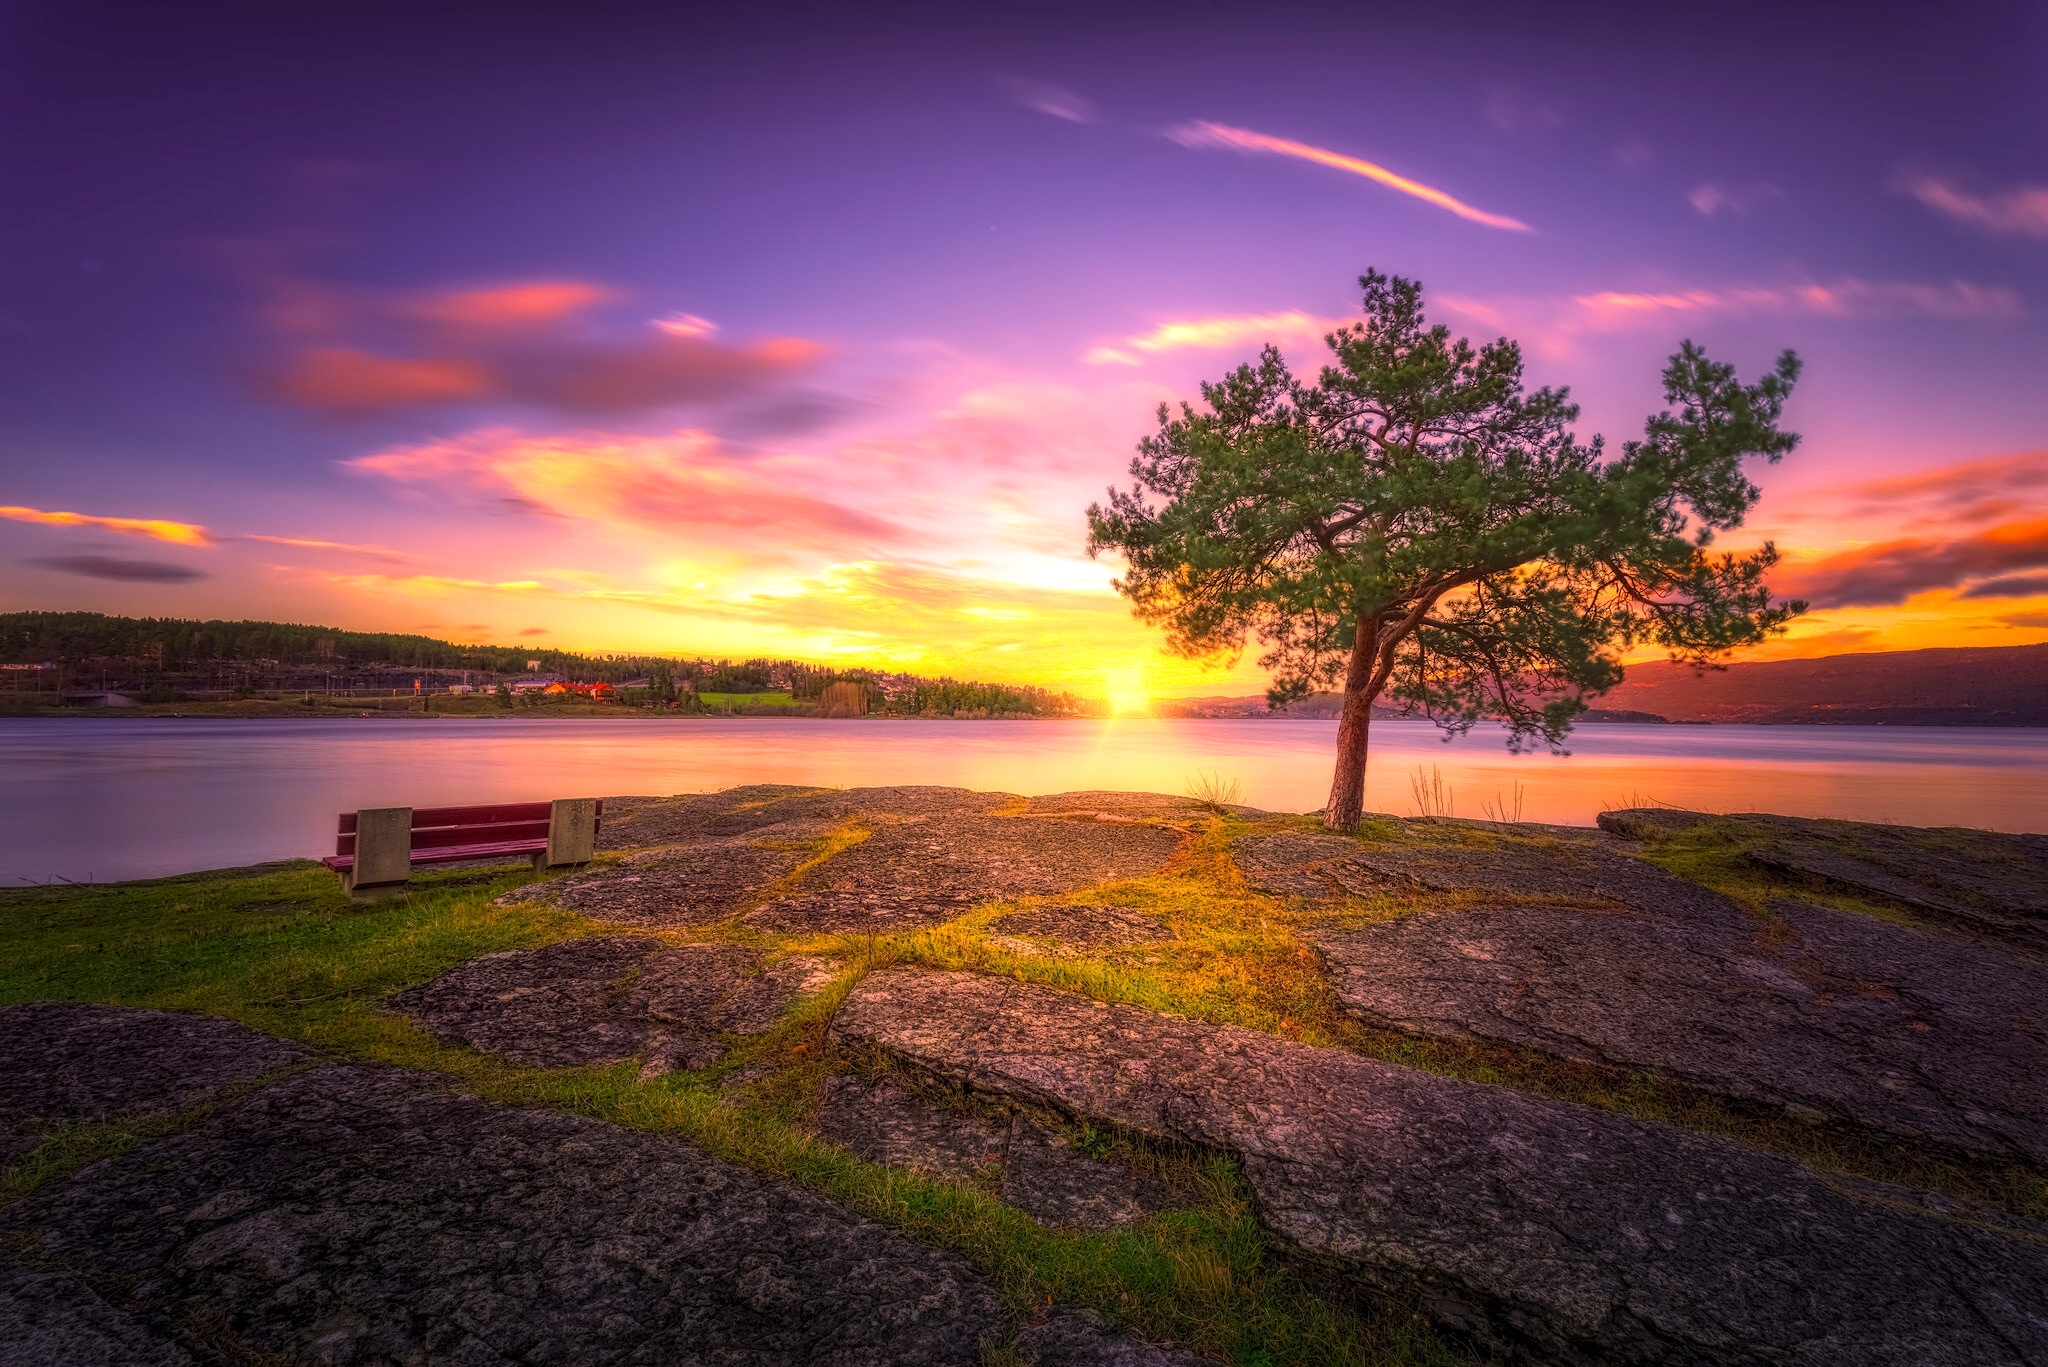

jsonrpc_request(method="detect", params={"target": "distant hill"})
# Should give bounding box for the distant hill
[1154,644,2048,726]
[1597,644,2048,725]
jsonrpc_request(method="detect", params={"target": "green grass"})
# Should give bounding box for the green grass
[696,690,803,709]
[6,800,2043,1364]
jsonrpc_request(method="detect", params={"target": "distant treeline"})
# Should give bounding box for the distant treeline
[0,611,1090,715]
[0,611,656,676]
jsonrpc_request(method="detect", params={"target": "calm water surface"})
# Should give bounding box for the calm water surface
[3,716,2044,884]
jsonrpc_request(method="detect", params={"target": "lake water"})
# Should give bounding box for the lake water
[3,716,2044,884]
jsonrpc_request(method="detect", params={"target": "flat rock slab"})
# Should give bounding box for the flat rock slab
[749,817,1184,935]
[526,840,806,927]
[1015,1310,1208,1366]
[815,1075,1009,1183]
[1602,808,2048,949]
[0,1002,306,1144]
[599,785,1014,851]
[0,1255,193,1367]
[390,937,833,1074]
[1001,1115,1179,1232]
[835,968,2048,1367]
[1237,828,1733,918]
[991,904,1174,950]
[2,1060,1004,1365]
[813,1077,1182,1231]
[1021,791,1214,819]
[1313,895,2048,1162]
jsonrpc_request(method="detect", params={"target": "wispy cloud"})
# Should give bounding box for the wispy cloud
[1687,182,1782,216]
[0,505,213,546]
[1165,120,1531,232]
[1569,278,2020,323]
[1898,174,2048,239]
[1827,450,2048,528]
[25,554,207,582]
[1083,309,1338,364]
[243,533,417,562]
[1003,77,1094,124]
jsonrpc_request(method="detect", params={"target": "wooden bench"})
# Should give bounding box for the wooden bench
[321,798,601,894]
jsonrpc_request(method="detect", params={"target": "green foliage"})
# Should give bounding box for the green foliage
[906,678,1083,718]
[1087,269,1805,752]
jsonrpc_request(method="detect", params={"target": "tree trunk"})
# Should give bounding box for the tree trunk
[1322,619,1380,832]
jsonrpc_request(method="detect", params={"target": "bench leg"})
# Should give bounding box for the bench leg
[542,798,598,868]
[346,807,414,897]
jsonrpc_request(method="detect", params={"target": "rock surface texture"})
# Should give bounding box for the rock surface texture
[389,937,833,1074]
[1601,808,2048,950]
[1311,892,2048,1162]
[0,1005,1185,1367]
[748,816,1183,935]
[568,786,1186,934]
[1237,827,1729,916]
[0,1002,306,1147]
[835,967,2048,1367]
[537,840,807,927]
[4,1062,1003,1365]
[813,1075,1183,1230]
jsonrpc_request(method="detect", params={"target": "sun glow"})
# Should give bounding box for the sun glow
[1103,665,1152,716]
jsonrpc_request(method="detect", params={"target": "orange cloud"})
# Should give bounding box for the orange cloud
[1829,450,2048,527]
[1899,175,2048,239]
[0,505,213,545]
[1166,120,1531,232]
[1775,519,2048,608]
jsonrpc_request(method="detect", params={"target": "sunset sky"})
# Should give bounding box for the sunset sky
[3,3,2045,698]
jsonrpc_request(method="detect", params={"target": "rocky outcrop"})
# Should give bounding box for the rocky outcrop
[834,967,2048,1366]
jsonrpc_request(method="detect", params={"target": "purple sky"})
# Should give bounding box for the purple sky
[4,2,2045,692]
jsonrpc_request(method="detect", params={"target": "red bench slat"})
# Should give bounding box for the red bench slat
[412,802,555,828]
[324,837,549,872]
[409,819,551,850]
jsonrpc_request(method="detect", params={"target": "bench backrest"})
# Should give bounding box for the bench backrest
[333,800,601,856]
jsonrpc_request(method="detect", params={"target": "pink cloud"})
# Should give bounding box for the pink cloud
[1166,120,1531,232]
[247,271,822,418]
[345,427,901,549]
[1899,175,2048,239]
